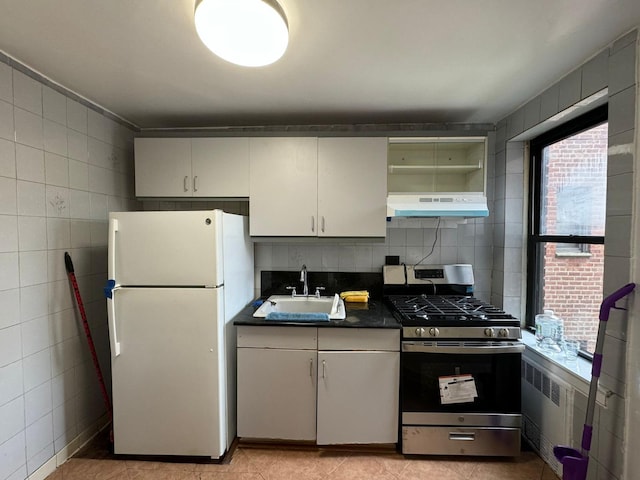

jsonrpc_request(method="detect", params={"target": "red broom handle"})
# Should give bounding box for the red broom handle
[65,252,113,421]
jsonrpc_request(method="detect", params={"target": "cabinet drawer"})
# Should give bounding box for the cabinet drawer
[402,426,521,456]
[318,328,399,351]
[237,326,317,349]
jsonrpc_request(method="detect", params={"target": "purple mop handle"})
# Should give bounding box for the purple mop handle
[599,283,635,322]
[582,283,635,456]
[592,282,636,380]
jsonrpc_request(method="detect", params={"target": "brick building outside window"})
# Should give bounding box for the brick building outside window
[528,106,608,355]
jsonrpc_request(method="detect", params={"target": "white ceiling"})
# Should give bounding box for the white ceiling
[1,0,639,129]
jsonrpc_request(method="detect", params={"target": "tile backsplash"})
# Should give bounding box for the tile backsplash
[252,218,494,301]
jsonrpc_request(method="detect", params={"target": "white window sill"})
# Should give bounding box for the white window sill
[521,330,592,384]
[522,331,613,408]
[521,332,613,409]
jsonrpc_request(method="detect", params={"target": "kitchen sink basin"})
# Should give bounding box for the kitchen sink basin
[253,294,346,320]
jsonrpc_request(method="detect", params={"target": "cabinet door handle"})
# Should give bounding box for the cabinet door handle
[321,216,325,233]
[322,359,326,379]
[183,176,189,192]
[311,216,315,233]
[193,175,198,192]
[309,358,313,378]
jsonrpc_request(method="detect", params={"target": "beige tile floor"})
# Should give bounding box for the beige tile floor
[45,433,561,480]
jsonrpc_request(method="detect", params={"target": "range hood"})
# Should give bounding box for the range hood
[387,193,489,217]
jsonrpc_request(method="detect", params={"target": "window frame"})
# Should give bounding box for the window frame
[526,105,608,336]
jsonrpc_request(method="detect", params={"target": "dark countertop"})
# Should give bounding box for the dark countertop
[232,298,401,329]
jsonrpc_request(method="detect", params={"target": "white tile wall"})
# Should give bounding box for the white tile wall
[0,434,27,480]
[0,100,15,141]
[0,64,12,103]
[0,59,136,479]
[0,361,23,406]
[497,29,638,480]
[19,284,48,323]
[14,107,43,149]
[0,289,19,329]
[581,50,608,98]
[42,87,66,125]
[0,215,18,252]
[0,396,25,446]
[0,138,16,177]
[558,69,582,111]
[16,180,45,216]
[0,253,19,290]
[16,144,44,182]
[12,72,41,116]
[24,381,52,426]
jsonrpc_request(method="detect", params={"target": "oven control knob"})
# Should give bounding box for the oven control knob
[415,327,426,337]
[484,327,496,338]
[429,327,440,337]
[499,328,510,338]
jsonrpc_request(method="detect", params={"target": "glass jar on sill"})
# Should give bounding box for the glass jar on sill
[535,309,564,353]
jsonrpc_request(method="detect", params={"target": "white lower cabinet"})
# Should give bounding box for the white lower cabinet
[237,347,317,441]
[236,326,400,444]
[237,326,317,441]
[317,350,399,444]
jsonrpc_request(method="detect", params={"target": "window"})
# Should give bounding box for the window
[527,105,608,356]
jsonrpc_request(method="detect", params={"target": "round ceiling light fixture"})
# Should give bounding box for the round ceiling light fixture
[194,0,289,67]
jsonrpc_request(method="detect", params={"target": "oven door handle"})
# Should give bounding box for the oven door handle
[402,342,525,354]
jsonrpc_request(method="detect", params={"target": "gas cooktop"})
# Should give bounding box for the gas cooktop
[386,294,519,327]
[383,264,522,340]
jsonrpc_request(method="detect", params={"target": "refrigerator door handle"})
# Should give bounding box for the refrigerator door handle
[108,218,119,282]
[106,292,121,357]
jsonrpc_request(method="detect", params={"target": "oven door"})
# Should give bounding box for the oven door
[401,341,524,416]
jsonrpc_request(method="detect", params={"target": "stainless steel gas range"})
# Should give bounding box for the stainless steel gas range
[384,264,525,457]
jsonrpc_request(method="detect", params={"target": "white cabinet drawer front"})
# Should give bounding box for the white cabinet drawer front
[237,325,317,349]
[318,328,399,351]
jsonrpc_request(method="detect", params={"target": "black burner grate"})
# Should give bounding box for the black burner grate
[386,294,517,326]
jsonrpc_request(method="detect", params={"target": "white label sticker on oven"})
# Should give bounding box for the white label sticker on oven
[439,374,478,404]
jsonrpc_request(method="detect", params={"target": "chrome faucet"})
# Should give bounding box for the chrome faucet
[300,264,309,296]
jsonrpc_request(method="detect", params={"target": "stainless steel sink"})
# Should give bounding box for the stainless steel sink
[253,294,346,320]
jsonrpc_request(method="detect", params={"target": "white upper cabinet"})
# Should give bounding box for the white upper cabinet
[249,137,318,236]
[318,137,387,237]
[387,136,487,194]
[191,138,249,197]
[135,138,192,197]
[249,137,387,237]
[134,137,250,198]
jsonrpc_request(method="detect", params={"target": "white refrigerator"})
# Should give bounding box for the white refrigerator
[105,210,253,458]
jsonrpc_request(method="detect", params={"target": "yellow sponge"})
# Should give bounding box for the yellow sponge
[339,291,369,303]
